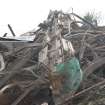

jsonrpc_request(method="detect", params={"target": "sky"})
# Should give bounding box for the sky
[0,0,105,36]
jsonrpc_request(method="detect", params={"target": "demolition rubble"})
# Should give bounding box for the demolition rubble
[0,10,105,105]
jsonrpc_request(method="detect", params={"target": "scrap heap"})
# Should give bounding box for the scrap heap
[0,10,105,105]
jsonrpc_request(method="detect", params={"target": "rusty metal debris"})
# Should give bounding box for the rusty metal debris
[0,10,105,105]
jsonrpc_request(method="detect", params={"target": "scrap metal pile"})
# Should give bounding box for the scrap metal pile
[0,10,105,105]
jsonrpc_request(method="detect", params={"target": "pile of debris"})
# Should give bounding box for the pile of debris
[0,10,105,105]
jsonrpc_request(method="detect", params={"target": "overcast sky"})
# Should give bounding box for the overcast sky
[0,0,105,36]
